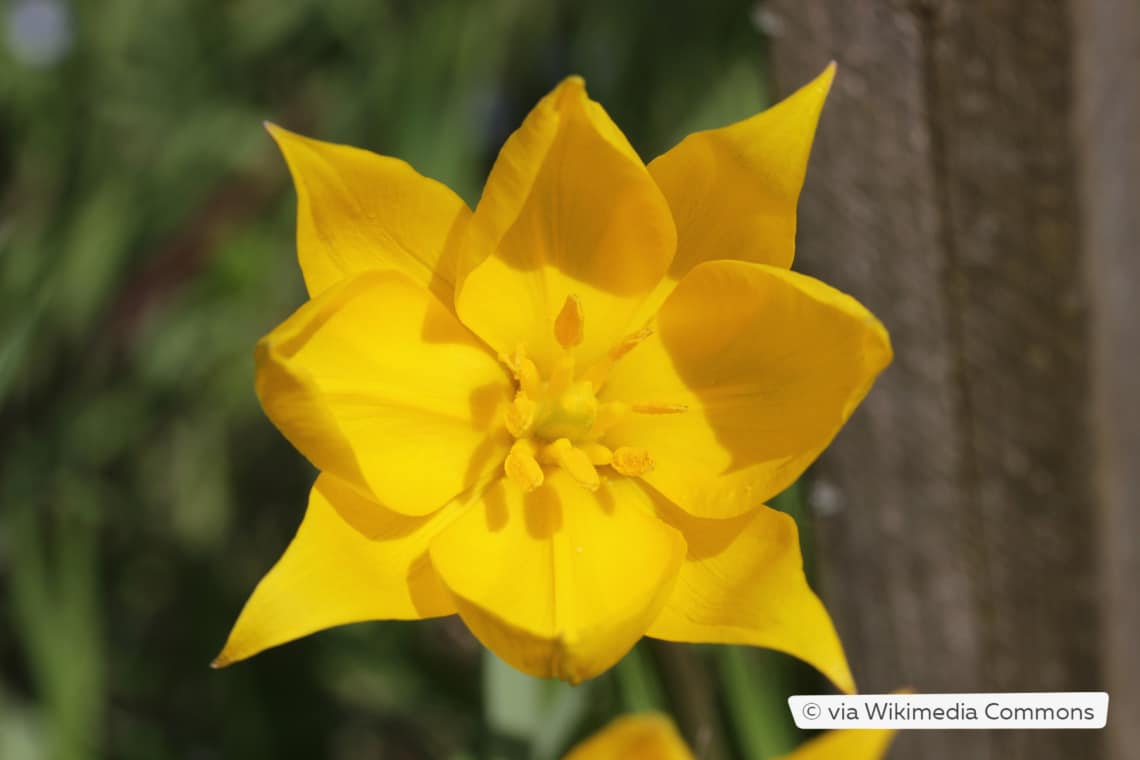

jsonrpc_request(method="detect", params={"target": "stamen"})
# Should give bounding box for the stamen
[505,439,544,492]
[612,447,654,477]
[578,442,613,466]
[581,324,654,388]
[541,438,600,491]
[498,343,526,376]
[554,294,584,349]
[610,324,654,361]
[504,392,537,438]
[517,357,542,398]
[631,402,688,415]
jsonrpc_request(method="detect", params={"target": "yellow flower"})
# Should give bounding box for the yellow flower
[560,714,895,760]
[213,64,891,688]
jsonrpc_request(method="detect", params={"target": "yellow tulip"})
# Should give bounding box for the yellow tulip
[560,714,895,760]
[213,64,891,688]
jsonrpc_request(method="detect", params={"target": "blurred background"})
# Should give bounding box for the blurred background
[2,1,1136,759]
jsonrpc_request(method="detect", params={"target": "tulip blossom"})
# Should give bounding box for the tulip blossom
[214,64,891,688]
[561,714,895,760]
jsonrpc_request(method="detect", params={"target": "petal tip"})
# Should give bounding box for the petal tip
[550,74,588,107]
[263,120,289,140]
[817,61,838,93]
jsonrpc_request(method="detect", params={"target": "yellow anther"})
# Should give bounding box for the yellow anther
[610,324,654,361]
[581,325,655,388]
[542,438,600,491]
[631,402,688,415]
[504,392,537,438]
[517,357,542,398]
[578,442,613,466]
[612,447,654,477]
[590,401,629,437]
[498,343,526,375]
[554,294,584,349]
[505,439,544,492]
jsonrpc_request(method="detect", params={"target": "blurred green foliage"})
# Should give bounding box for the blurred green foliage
[0,0,826,757]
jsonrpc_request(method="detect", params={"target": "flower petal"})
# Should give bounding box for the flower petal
[775,728,896,760]
[257,270,513,516]
[454,77,677,374]
[212,474,459,667]
[647,498,854,694]
[267,123,470,301]
[428,471,686,683]
[562,714,695,760]
[602,259,891,519]
[648,64,834,282]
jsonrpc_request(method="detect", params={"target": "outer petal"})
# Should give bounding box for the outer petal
[256,270,513,516]
[428,471,686,683]
[562,714,694,760]
[212,475,459,667]
[267,123,470,301]
[775,728,896,760]
[649,64,834,283]
[602,260,891,519]
[455,77,677,374]
[647,498,854,694]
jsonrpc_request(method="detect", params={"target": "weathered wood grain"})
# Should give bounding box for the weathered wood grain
[764,0,1132,756]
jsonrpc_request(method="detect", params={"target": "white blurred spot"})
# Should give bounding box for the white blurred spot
[809,479,846,516]
[6,0,72,68]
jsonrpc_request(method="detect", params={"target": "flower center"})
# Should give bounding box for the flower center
[498,295,685,492]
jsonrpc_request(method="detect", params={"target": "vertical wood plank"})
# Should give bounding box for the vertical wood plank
[1074,0,1140,757]
[764,1,1113,757]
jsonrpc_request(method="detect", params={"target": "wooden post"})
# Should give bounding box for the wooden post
[765,1,1136,757]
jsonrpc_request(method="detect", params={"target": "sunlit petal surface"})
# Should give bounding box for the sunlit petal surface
[603,259,891,519]
[455,77,677,374]
[648,495,854,694]
[255,270,512,516]
[429,470,686,683]
[268,123,470,302]
[214,475,461,666]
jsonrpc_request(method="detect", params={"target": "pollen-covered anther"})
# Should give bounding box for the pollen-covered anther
[554,294,584,349]
[612,447,654,477]
[582,324,654,387]
[631,402,688,415]
[541,438,600,491]
[504,392,537,438]
[505,439,544,492]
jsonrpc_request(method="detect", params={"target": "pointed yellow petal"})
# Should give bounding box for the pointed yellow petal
[455,77,676,375]
[429,472,686,683]
[213,475,459,667]
[647,499,854,694]
[649,64,834,283]
[602,259,890,519]
[774,728,896,760]
[256,270,513,516]
[266,123,470,300]
[562,714,695,760]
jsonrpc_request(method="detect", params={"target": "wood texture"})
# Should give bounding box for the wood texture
[763,1,1133,757]
[1074,0,1140,757]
